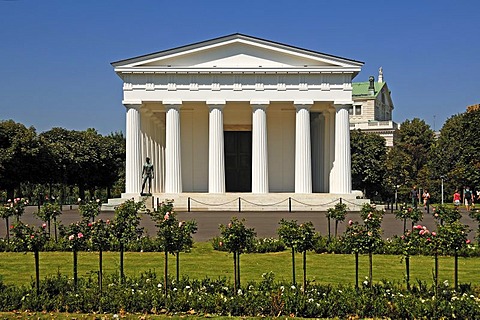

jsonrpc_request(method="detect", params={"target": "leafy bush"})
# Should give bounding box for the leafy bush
[0,272,479,318]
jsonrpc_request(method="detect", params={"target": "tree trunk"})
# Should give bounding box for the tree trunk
[454,250,458,290]
[434,251,439,294]
[406,255,410,290]
[73,250,78,289]
[355,251,359,289]
[335,220,338,238]
[237,252,241,288]
[164,251,168,294]
[120,242,124,283]
[34,250,40,294]
[176,252,180,282]
[369,251,373,288]
[303,250,307,292]
[327,218,331,242]
[99,249,103,292]
[54,217,57,243]
[5,217,9,242]
[291,247,296,285]
[48,219,51,238]
[233,251,237,292]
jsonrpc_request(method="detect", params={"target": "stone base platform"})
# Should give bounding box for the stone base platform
[103,192,369,212]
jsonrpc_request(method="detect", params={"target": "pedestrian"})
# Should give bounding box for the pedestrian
[422,189,430,210]
[411,186,419,208]
[453,189,461,207]
[464,186,473,211]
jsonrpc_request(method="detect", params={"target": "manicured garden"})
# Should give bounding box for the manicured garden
[1,198,480,318]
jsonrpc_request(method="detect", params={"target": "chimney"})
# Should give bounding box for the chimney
[368,76,375,95]
[378,67,383,82]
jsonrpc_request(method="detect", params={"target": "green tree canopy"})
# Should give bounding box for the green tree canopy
[350,130,387,198]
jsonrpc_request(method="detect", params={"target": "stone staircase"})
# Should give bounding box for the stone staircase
[103,192,368,212]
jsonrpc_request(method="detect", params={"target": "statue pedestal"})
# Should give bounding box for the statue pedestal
[140,195,154,211]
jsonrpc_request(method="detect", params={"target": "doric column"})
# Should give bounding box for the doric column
[125,104,142,194]
[251,101,269,193]
[164,102,182,193]
[326,108,336,192]
[331,104,352,194]
[311,113,324,193]
[208,102,226,193]
[295,102,313,193]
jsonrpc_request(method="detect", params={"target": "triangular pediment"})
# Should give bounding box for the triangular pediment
[112,34,363,71]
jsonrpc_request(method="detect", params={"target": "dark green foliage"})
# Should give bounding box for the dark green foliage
[350,130,387,198]
[0,272,479,318]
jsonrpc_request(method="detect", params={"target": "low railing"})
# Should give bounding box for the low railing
[184,196,363,212]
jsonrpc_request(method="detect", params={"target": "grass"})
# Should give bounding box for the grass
[1,242,479,287]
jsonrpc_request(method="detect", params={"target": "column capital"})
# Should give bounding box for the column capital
[123,100,143,110]
[206,99,226,106]
[294,100,313,107]
[250,100,270,106]
[163,99,182,107]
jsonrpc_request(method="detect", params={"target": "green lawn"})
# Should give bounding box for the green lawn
[1,242,479,287]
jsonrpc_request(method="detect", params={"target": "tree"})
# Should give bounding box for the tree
[433,108,480,195]
[0,120,41,199]
[111,199,143,282]
[219,217,256,292]
[149,200,197,293]
[63,221,89,288]
[387,118,435,198]
[88,219,112,292]
[326,202,348,238]
[343,203,384,288]
[10,222,48,293]
[35,202,62,241]
[277,219,316,290]
[350,130,387,198]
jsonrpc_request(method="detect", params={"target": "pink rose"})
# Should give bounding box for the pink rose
[426,238,431,242]
[431,232,436,236]
[88,222,93,227]
[77,232,84,238]
[164,213,169,221]
[30,235,34,239]
[42,223,47,228]
[466,239,471,244]
[419,230,425,235]
[69,235,75,241]
[348,220,353,226]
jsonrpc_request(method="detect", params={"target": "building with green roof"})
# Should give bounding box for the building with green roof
[351,68,398,146]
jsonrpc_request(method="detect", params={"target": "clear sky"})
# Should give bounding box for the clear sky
[1,0,478,135]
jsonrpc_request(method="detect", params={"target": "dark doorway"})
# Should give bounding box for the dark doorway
[224,131,252,192]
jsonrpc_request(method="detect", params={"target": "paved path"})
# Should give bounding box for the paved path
[0,206,477,242]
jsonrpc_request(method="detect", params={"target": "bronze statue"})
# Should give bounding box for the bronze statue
[141,157,154,195]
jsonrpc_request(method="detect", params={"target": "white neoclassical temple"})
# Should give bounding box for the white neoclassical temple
[109,34,367,211]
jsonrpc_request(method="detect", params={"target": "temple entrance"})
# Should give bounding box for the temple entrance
[224,131,252,192]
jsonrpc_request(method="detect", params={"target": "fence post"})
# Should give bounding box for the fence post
[288,197,292,212]
[188,197,191,212]
[238,197,241,212]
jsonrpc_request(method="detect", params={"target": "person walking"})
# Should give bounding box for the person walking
[422,189,430,211]
[464,186,473,211]
[453,190,461,207]
[411,186,419,208]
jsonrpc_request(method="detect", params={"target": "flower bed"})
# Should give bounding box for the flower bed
[0,272,479,318]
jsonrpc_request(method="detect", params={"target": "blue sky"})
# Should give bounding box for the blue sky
[1,0,478,135]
